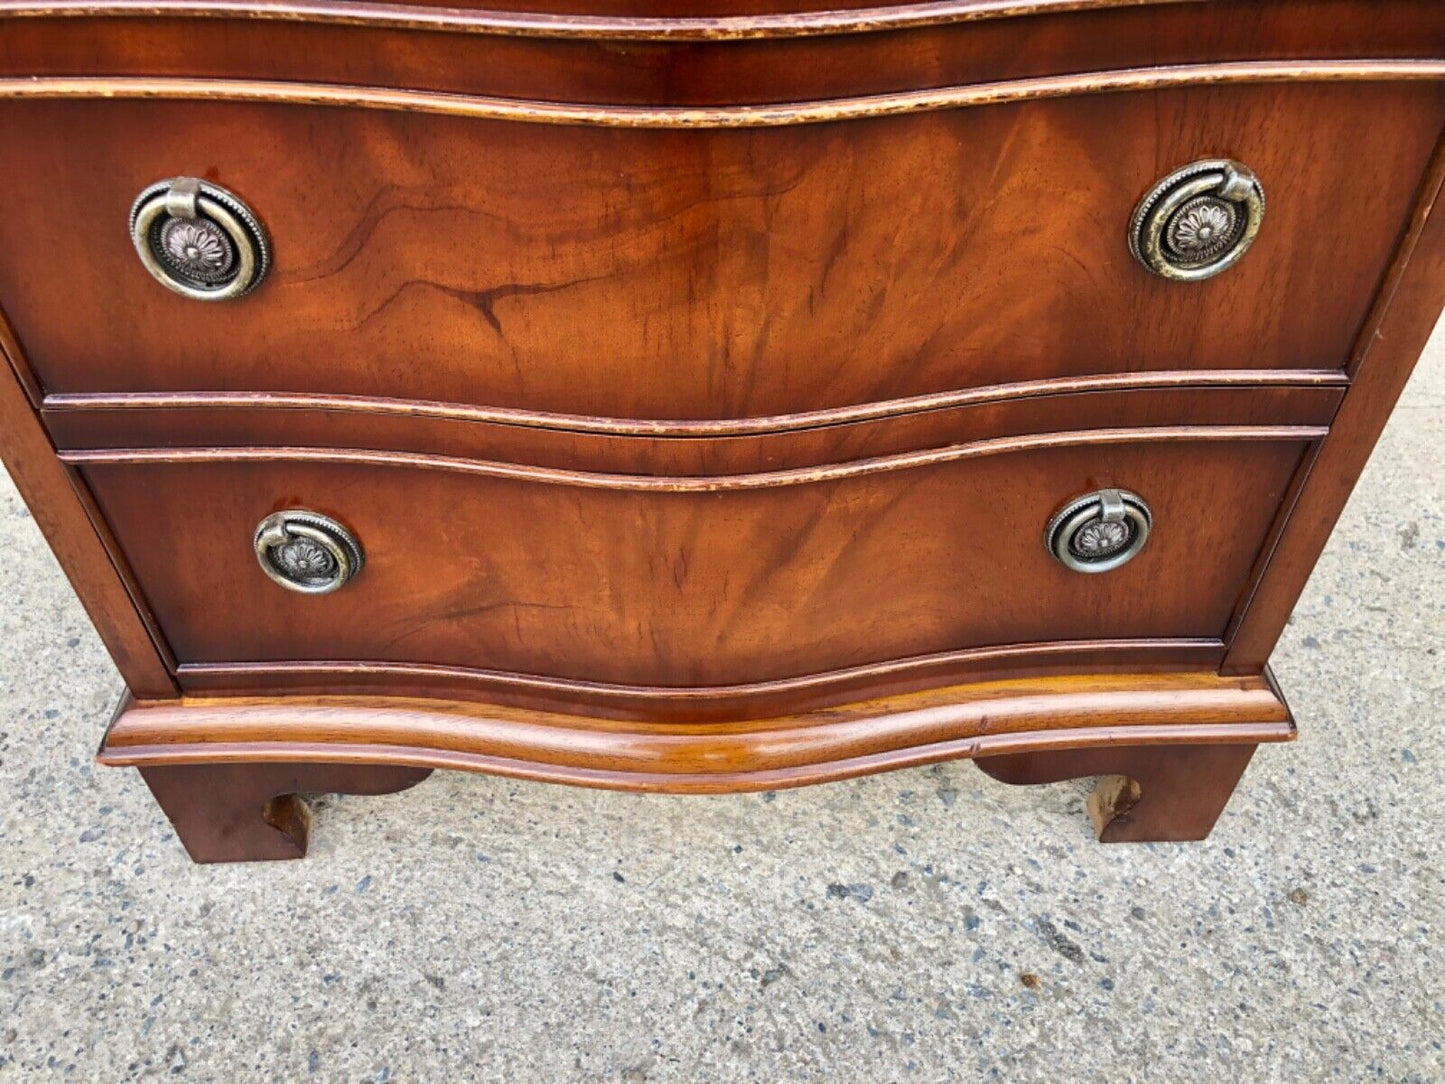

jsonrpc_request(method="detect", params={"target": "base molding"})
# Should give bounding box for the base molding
[102,670,1293,860]
[100,669,1293,793]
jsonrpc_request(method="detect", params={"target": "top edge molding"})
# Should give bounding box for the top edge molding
[4,62,1445,128]
[0,0,1204,41]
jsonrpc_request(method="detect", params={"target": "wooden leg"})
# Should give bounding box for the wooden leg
[138,761,433,863]
[973,743,1259,843]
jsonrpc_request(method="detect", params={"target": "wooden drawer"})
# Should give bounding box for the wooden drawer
[1,1,1438,856]
[72,428,1315,713]
[2,80,1440,422]
[3,0,1442,108]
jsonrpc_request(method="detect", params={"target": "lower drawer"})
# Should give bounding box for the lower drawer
[73,429,1312,703]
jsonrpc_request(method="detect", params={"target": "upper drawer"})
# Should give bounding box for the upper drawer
[0,80,1441,421]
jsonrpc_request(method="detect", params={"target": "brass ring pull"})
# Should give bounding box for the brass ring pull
[1045,489,1152,574]
[129,177,270,300]
[1129,159,1265,281]
[254,511,363,594]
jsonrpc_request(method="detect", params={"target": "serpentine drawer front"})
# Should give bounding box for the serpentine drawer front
[0,83,1440,420]
[0,0,1441,861]
[70,433,1312,701]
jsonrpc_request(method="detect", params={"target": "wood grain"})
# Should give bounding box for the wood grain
[72,432,1311,697]
[975,740,1262,841]
[43,382,1343,475]
[138,758,431,862]
[0,4,1441,104]
[5,62,1445,124]
[1224,127,1445,671]
[0,83,1437,422]
[59,424,1324,489]
[175,639,1225,719]
[42,369,1347,438]
[0,0,1213,37]
[0,0,1440,848]
[0,306,176,696]
[99,670,1295,794]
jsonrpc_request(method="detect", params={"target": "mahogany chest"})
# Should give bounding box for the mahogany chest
[1,0,1441,861]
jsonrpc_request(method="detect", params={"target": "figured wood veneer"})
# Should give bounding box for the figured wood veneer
[0,0,1440,858]
[0,79,1439,421]
[72,432,1313,697]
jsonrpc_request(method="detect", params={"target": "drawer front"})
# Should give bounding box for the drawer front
[76,433,1310,693]
[3,1,1442,108]
[2,82,1440,420]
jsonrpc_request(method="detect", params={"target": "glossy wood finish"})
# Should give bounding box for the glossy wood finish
[1,7,1444,109]
[0,0,1305,33]
[1225,131,1445,671]
[0,82,1438,420]
[43,379,1342,474]
[172,640,1228,720]
[40,370,1348,439]
[72,432,1312,702]
[2,0,1442,50]
[139,759,432,862]
[0,306,176,696]
[8,62,1445,124]
[0,0,1210,29]
[975,741,1259,841]
[100,670,1294,794]
[0,0,1441,858]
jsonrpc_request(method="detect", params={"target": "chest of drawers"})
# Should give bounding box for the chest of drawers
[1,0,1441,862]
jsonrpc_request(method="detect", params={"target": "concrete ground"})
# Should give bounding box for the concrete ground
[0,340,1440,1083]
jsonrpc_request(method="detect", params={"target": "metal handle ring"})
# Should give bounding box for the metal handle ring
[1129,159,1265,282]
[254,510,363,594]
[1045,489,1152,574]
[129,177,271,301]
